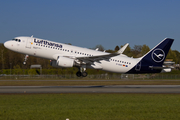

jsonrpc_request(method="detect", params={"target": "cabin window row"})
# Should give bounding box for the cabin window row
[35,43,93,56]
[110,59,131,65]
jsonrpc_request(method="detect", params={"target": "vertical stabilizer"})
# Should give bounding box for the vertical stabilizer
[127,38,174,73]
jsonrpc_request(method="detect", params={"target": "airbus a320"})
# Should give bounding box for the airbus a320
[4,36,174,77]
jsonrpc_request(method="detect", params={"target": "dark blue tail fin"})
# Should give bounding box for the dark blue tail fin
[127,38,174,73]
[141,38,174,66]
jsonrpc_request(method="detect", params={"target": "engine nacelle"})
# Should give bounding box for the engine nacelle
[50,56,74,68]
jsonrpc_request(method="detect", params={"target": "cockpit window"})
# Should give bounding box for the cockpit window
[12,39,21,42]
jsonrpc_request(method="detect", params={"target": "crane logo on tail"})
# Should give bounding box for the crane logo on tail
[152,48,165,63]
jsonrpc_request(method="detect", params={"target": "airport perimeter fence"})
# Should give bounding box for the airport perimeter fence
[1,74,180,80]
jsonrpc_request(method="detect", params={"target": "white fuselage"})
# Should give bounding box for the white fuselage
[4,36,141,73]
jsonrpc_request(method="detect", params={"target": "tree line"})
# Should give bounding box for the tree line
[0,43,180,75]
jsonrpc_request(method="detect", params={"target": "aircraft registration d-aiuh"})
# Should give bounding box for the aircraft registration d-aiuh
[4,36,174,77]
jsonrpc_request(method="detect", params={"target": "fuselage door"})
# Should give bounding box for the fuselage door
[26,38,33,48]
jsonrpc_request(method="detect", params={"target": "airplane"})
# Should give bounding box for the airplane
[4,36,174,77]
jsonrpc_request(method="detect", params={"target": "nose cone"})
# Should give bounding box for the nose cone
[4,41,12,49]
[4,41,9,48]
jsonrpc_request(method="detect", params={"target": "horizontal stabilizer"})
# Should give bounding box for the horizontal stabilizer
[149,66,171,69]
[149,66,172,73]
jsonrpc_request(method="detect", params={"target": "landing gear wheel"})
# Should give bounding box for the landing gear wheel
[76,71,82,77]
[23,55,29,65]
[82,72,88,77]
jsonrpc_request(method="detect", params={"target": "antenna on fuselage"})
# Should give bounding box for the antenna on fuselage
[31,35,33,38]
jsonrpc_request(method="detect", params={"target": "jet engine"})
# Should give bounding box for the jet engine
[50,56,74,68]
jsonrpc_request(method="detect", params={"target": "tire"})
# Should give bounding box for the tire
[82,72,88,77]
[76,71,82,77]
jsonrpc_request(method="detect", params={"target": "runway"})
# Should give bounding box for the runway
[0,85,180,93]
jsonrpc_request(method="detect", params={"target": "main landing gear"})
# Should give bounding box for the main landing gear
[76,65,88,77]
[76,71,88,77]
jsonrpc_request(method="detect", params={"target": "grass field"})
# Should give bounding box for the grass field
[0,94,180,120]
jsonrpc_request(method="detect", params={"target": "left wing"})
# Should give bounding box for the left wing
[76,43,129,63]
[76,53,120,63]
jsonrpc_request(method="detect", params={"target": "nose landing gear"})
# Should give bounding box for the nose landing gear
[23,55,29,65]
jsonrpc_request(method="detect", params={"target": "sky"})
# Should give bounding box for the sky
[0,0,180,51]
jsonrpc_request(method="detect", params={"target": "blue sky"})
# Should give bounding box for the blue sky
[0,0,180,51]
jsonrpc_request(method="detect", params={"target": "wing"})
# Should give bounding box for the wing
[75,43,129,63]
[76,53,120,63]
